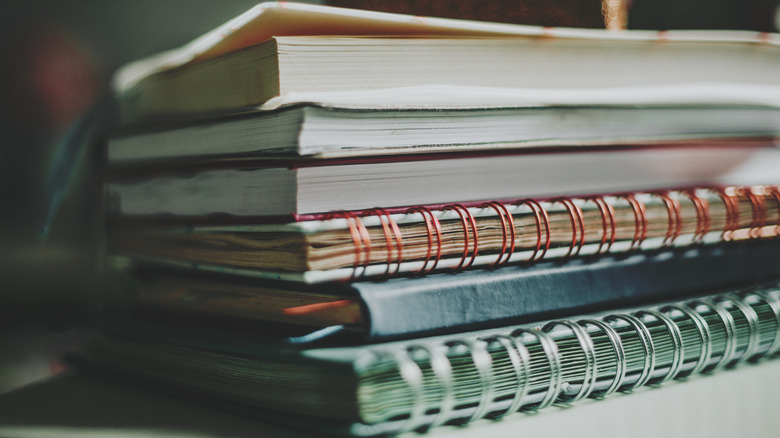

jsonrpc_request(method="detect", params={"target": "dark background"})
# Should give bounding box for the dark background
[0,0,296,395]
[0,0,777,393]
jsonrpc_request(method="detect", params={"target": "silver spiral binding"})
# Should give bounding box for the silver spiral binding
[444,339,494,424]
[371,288,780,432]
[659,304,712,378]
[744,289,780,358]
[387,349,427,433]
[634,309,685,384]
[689,299,738,372]
[483,335,531,419]
[577,318,627,398]
[406,344,454,431]
[714,293,761,366]
[510,328,562,412]
[603,313,656,391]
[542,320,598,403]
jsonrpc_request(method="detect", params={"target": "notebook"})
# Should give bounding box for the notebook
[3,361,780,438]
[109,185,780,282]
[74,281,780,436]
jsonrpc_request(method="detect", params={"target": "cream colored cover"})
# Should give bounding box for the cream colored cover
[113,1,780,95]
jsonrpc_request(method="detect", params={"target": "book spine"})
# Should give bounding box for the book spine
[355,284,780,434]
[323,185,780,280]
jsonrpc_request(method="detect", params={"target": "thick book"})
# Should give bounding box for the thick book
[113,2,780,121]
[123,240,780,341]
[110,185,780,282]
[75,283,780,436]
[105,145,780,219]
[107,96,780,164]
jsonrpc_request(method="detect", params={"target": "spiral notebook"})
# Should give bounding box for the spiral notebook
[111,184,780,283]
[77,281,780,436]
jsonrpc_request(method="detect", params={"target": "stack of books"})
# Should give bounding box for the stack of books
[83,2,780,436]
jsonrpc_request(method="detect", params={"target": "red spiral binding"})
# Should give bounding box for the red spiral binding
[363,208,404,278]
[325,184,774,280]
[405,206,443,275]
[740,187,766,239]
[513,198,551,262]
[680,190,711,243]
[712,187,740,241]
[767,185,780,236]
[479,201,516,267]
[651,191,682,246]
[550,197,586,257]
[617,193,648,250]
[441,203,479,271]
[325,211,372,279]
[584,196,616,255]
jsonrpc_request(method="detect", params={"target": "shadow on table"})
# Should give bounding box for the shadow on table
[0,372,318,438]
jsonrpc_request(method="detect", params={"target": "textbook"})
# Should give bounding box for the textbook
[122,241,780,340]
[113,2,780,121]
[110,185,780,282]
[105,146,780,219]
[75,282,780,436]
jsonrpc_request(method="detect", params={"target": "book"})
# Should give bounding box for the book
[74,281,780,436]
[109,185,780,282]
[3,360,780,438]
[114,2,780,121]
[105,145,780,219]
[122,240,780,341]
[107,93,780,164]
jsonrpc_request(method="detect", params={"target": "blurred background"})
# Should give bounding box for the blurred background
[0,0,778,394]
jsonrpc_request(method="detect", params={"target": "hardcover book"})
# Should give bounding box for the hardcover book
[113,2,780,121]
[123,241,780,341]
